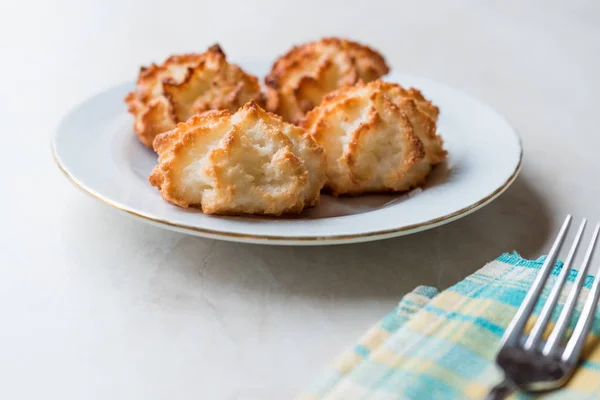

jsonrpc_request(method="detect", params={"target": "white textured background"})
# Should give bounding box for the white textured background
[1,1,600,398]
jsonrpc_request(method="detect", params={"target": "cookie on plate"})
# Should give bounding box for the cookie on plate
[125,45,263,147]
[149,102,326,215]
[265,37,389,124]
[301,80,446,195]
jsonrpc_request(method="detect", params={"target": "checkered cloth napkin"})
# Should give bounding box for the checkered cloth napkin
[299,253,600,399]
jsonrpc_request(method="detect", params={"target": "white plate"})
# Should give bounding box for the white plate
[52,70,522,245]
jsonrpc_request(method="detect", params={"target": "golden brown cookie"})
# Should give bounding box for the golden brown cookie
[125,45,263,148]
[149,102,326,215]
[265,37,389,124]
[301,80,446,195]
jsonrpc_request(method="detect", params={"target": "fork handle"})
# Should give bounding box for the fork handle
[484,379,516,400]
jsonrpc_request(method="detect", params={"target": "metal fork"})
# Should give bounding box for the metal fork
[486,215,600,400]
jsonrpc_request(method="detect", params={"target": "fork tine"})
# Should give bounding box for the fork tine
[524,219,587,350]
[561,223,600,364]
[501,215,572,347]
[544,223,600,356]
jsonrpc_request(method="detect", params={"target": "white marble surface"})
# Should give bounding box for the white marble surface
[2,0,600,398]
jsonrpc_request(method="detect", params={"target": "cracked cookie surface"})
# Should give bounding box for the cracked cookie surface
[126,45,263,148]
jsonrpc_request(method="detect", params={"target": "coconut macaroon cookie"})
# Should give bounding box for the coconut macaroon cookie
[149,102,326,215]
[125,45,263,148]
[301,80,446,195]
[265,37,389,124]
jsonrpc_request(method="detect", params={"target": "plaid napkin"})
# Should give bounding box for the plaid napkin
[299,253,600,400]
